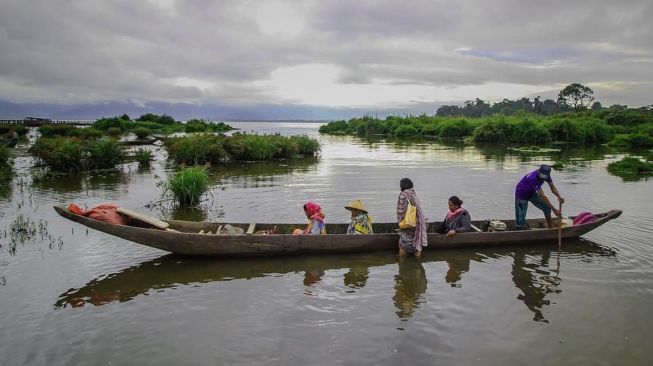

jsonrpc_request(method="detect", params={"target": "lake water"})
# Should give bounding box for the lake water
[1,122,651,365]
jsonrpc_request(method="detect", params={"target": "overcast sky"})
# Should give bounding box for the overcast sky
[0,0,652,109]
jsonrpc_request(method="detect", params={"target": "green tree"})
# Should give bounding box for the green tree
[558,83,594,111]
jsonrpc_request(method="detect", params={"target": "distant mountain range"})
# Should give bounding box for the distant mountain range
[0,99,436,121]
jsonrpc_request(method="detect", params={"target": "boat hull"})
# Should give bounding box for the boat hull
[54,206,622,257]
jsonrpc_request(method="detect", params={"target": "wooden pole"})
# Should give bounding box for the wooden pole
[558,202,563,249]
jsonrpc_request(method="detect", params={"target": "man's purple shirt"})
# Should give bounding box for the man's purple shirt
[515,170,552,200]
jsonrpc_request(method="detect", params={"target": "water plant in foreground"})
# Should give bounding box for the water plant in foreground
[135,148,153,165]
[167,166,211,206]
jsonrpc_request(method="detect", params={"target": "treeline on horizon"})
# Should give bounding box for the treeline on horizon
[320,83,653,149]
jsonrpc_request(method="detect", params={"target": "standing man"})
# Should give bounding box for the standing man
[515,164,564,229]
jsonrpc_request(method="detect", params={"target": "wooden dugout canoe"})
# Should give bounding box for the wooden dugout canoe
[54,206,622,257]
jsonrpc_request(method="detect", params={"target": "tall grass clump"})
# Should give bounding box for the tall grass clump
[87,138,125,169]
[224,133,279,160]
[165,133,226,165]
[135,148,153,165]
[168,166,211,206]
[0,144,11,185]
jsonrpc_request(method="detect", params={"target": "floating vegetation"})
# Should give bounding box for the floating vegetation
[606,157,653,181]
[507,146,562,154]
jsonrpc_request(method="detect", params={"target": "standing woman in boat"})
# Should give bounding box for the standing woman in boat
[396,178,427,257]
[437,196,472,236]
[293,202,327,235]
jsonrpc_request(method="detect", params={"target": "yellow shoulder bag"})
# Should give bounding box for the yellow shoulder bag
[399,201,417,229]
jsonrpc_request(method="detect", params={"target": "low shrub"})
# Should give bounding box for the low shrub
[133,127,152,139]
[436,118,475,138]
[183,119,234,133]
[168,166,211,206]
[12,125,29,136]
[106,127,122,137]
[30,138,85,172]
[38,124,76,137]
[68,127,103,139]
[609,134,653,149]
[165,133,226,165]
[93,117,127,131]
[394,125,418,137]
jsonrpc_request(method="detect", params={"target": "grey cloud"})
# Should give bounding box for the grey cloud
[0,0,651,109]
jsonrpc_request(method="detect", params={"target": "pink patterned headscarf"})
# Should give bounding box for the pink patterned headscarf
[304,202,325,222]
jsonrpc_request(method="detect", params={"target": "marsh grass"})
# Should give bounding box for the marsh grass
[167,166,211,206]
[29,137,125,172]
[165,134,226,165]
[165,132,320,164]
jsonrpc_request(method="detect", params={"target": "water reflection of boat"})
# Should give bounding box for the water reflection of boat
[54,205,622,257]
[55,239,616,320]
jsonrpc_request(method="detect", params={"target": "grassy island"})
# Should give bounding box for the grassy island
[320,105,653,149]
[165,133,320,165]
